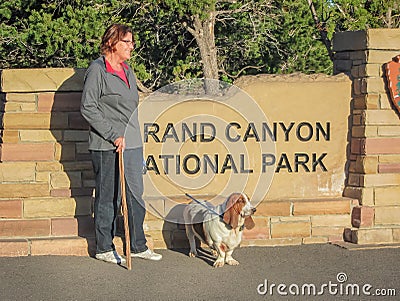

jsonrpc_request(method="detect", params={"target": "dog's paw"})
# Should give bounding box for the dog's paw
[189,251,197,258]
[226,258,239,266]
[213,259,225,268]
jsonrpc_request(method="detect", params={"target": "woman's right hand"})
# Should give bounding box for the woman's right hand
[114,136,125,153]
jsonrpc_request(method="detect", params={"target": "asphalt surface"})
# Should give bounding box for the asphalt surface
[0,244,399,301]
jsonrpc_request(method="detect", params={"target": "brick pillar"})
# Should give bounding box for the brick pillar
[0,69,95,255]
[333,29,400,244]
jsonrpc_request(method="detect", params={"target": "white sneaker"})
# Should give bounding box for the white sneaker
[95,250,126,264]
[131,249,162,261]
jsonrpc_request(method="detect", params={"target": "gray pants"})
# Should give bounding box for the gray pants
[91,148,147,254]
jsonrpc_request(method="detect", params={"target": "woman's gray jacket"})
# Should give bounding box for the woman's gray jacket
[80,56,142,151]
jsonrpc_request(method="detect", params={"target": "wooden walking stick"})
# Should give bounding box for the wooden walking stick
[119,151,132,270]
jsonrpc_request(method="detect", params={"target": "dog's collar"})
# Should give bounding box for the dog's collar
[220,216,245,231]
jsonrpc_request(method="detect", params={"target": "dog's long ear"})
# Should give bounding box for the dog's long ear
[244,216,255,230]
[223,194,241,229]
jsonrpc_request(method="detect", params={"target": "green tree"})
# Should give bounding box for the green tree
[274,0,333,74]
[158,0,278,81]
[0,0,114,68]
[306,0,400,68]
[1,0,398,90]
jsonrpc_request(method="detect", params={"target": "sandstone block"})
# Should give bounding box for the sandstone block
[312,214,351,227]
[350,138,364,155]
[55,143,76,161]
[312,226,346,237]
[351,126,378,138]
[68,112,89,130]
[0,143,55,161]
[363,111,400,126]
[366,78,386,94]
[36,171,51,183]
[351,206,374,228]
[352,112,363,125]
[243,226,269,240]
[50,112,70,129]
[19,130,60,142]
[379,93,393,110]
[302,237,328,244]
[0,219,51,237]
[353,78,366,95]
[271,221,310,238]
[0,162,36,182]
[333,30,367,52]
[379,155,400,163]
[255,201,290,216]
[76,142,90,154]
[64,130,89,142]
[3,113,51,129]
[364,63,381,77]
[1,130,19,143]
[378,126,400,137]
[293,199,351,215]
[62,161,92,172]
[51,216,94,237]
[363,173,400,187]
[375,207,400,225]
[353,228,394,244]
[365,93,380,109]
[350,50,367,61]
[354,155,378,174]
[30,237,93,256]
[367,29,400,50]
[51,171,81,188]
[378,163,400,173]
[0,239,29,257]
[5,102,36,112]
[0,200,23,218]
[23,196,92,218]
[375,186,400,206]
[36,162,63,172]
[334,60,353,72]
[1,68,85,93]
[50,188,71,197]
[343,186,374,206]
[50,172,71,188]
[37,92,82,112]
[5,93,36,103]
[0,183,50,198]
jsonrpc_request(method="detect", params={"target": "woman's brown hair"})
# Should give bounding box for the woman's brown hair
[100,24,133,54]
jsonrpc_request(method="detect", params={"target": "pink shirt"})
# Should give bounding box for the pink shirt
[105,59,130,88]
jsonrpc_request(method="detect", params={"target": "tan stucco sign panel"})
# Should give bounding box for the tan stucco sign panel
[139,75,351,203]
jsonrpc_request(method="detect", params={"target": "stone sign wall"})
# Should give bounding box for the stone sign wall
[0,28,399,256]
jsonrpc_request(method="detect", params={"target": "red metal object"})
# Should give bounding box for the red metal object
[385,55,400,114]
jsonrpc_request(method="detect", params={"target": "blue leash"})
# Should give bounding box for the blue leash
[185,193,223,218]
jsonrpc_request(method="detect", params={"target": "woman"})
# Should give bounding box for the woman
[81,24,162,264]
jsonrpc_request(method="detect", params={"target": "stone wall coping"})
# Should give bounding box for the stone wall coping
[1,68,86,93]
[333,28,400,52]
[234,73,350,87]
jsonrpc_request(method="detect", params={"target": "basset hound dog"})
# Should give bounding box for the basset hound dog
[183,192,256,267]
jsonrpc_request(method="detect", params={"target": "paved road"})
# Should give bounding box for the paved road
[0,244,399,301]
